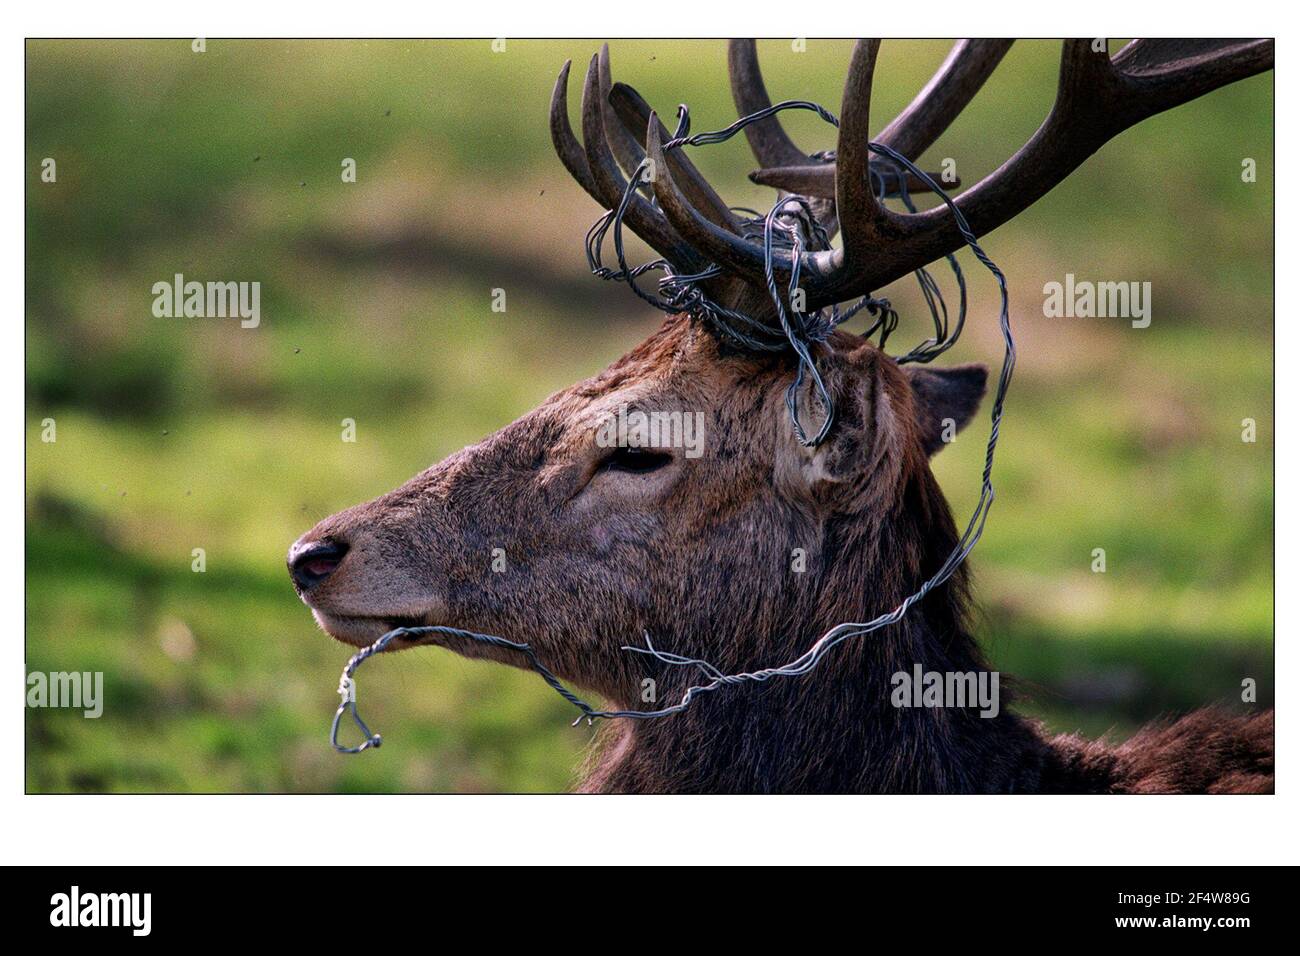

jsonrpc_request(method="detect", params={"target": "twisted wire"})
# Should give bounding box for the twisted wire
[330,94,1016,751]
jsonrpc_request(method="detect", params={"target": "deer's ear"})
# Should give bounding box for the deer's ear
[905,364,988,456]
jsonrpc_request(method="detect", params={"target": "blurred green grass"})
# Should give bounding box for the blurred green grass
[26,40,1272,791]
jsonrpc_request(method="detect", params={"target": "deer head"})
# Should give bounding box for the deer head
[289,39,1271,727]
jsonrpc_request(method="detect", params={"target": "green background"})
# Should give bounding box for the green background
[25,40,1272,792]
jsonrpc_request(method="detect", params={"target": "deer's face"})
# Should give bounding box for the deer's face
[288,314,984,703]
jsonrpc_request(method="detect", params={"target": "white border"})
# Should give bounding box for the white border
[7,3,1292,866]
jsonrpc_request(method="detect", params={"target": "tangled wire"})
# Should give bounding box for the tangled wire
[585,100,974,446]
[331,96,1015,753]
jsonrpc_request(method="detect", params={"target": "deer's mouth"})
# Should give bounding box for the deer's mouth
[311,609,433,648]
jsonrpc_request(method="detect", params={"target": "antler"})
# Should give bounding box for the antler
[550,51,703,273]
[834,38,1275,303]
[550,39,1273,316]
[741,38,1010,198]
[584,38,1006,307]
[549,44,748,280]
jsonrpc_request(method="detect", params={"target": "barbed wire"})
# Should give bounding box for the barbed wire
[330,95,1016,753]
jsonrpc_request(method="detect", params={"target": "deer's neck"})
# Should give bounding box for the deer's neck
[581,467,1053,794]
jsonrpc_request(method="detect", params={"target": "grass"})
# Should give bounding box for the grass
[25,40,1273,791]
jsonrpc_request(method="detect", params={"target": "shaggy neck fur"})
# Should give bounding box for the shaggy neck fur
[581,450,1274,793]
[582,449,1055,794]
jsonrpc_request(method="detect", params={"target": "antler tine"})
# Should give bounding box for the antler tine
[727,39,809,169]
[1057,37,1122,106]
[549,60,602,201]
[876,39,1014,160]
[645,110,833,293]
[578,55,653,221]
[569,55,704,270]
[742,39,988,202]
[596,44,651,184]
[1109,39,1274,123]
[834,41,887,271]
[808,38,1273,308]
[601,75,742,234]
[726,39,841,238]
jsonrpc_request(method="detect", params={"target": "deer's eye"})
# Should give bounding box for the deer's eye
[601,446,673,475]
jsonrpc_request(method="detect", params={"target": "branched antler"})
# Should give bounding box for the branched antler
[551,39,1274,317]
[744,38,1010,197]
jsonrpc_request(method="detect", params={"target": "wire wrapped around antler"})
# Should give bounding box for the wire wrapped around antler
[550,56,702,273]
[742,38,1007,197]
[553,38,1273,319]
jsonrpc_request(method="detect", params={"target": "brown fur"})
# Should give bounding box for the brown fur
[291,314,1273,793]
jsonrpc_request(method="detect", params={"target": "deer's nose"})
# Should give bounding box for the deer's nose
[288,538,349,591]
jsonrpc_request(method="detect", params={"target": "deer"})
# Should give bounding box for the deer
[288,39,1274,793]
